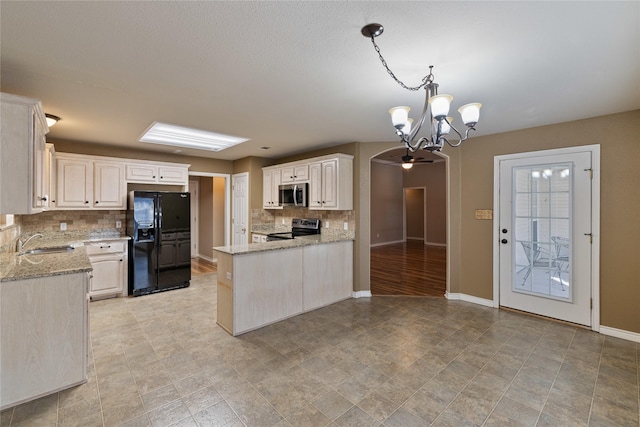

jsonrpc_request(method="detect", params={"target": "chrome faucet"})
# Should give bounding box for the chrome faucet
[17,233,43,252]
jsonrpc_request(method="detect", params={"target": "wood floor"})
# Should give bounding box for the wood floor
[191,257,216,274]
[370,240,446,297]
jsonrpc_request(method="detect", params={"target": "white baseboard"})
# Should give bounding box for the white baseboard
[197,254,215,263]
[370,239,405,248]
[445,292,495,308]
[425,242,447,247]
[599,326,640,344]
[352,290,372,298]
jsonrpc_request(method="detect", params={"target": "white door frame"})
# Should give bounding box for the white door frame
[492,145,600,331]
[188,172,231,246]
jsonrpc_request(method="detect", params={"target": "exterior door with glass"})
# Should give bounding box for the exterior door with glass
[498,149,595,326]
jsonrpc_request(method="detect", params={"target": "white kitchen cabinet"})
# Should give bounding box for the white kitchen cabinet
[0,93,50,214]
[308,155,353,210]
[1,272,88,409]
[262,168,282,209]
[280,164,309,184]
[54,154,126,209]
[125,163,189,185]
[85,240,128,299]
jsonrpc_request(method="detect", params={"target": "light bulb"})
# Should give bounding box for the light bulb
[402,118,414,135]
[389,106,410,129]
[458,103,482,127]
[402,162,413,170]
[428,94,453,119]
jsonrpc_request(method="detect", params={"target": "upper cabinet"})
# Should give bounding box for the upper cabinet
[53,153,190,210]
[308,156,353,210]
[263,154,353,211]
[263,168,282,209]
[0,93,50,214]
[126,163,189,185]
[54,154,126,209]
[280,164,309,184]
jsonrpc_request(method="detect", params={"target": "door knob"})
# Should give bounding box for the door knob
[501,229,508,234]
[501,239,508,244]
[242,228,246,233]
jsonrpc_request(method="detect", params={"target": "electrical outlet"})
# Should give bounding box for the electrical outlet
[60,222,67,231]
[116,220,122,229]
[282,218,285,225]
[325,221,330,228]
[344,222,348,230]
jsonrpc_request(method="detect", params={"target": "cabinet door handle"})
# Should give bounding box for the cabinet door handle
[95,201,99,204]
[85,201,89,204]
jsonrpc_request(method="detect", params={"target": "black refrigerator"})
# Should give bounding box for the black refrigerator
[127,191,191,296]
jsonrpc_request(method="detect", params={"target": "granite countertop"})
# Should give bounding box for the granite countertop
[213,231,354,255]
[0,247,93,282]
[0,230,130,283]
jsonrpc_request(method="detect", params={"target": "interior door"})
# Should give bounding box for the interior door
[498,151,593,326]
[232,173,249,245]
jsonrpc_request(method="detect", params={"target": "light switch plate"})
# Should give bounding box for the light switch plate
[60,222,67,231]
[116,220,122,228]
[343,222,348,230]
[226,272,232,280]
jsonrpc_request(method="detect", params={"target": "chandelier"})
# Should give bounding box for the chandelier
[361,23,482,153]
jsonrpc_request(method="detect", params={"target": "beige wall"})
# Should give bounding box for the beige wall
[212,177,226,247]
[198,177,214,259]
[403,161,447,245]
[453,110,640,333]
[405,188,424,239]
[370,161,403,244]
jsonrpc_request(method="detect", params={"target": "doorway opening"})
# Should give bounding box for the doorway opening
[188,172,231,264]
[370,148,448,296]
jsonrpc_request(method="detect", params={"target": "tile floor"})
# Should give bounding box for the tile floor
[1,271,638,427]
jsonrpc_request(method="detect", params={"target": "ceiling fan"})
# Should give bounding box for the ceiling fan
[401,148,433,169]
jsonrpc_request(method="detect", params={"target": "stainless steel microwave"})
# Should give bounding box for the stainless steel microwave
[278,183,308,207]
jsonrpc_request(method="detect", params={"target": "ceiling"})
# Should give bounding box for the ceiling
[1,2,638,161]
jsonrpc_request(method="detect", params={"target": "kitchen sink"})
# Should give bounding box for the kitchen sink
[20,246,75,255]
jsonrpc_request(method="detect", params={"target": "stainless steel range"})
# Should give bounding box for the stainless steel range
[266,218,321,241]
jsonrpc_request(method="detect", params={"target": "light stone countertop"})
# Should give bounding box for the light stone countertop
[0,231,130,282]
[213,232,354,256]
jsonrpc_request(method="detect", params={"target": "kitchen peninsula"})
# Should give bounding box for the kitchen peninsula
[213,232,354,336]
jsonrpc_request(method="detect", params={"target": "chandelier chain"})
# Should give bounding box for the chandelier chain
[369,37,433,92]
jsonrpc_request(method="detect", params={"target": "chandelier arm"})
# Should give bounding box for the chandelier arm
[443,124,476,148]
[407,89,432,144]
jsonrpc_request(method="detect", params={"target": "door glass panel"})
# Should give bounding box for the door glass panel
[513,163,572,301]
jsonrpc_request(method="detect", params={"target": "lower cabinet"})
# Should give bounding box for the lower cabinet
[1,272,89,410]
[85,240,128,300]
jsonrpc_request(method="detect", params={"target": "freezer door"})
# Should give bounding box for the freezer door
[158,192,190,231]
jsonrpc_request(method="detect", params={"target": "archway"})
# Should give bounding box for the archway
[369,147,449,296]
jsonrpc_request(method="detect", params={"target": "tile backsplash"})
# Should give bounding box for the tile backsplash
[1,210,127,253]
[20,210,126,234]
[251,208,355,232]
